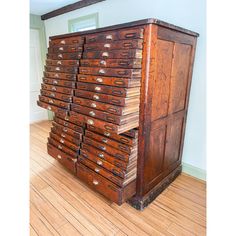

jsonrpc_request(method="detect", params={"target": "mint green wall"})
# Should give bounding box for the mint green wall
[30,14,53,120]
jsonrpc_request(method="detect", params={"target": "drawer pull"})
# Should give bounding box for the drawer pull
[64,122,68,126]
[96,77,103,83]
[117,70,128,75]
[95,168,100,173]
[98,69,105,74]
[55,67,60,71]
[97,160,103,166]
[63,127,68,132]
[57,154,62,159]
[93,180,99,185]
[55,73,59,78]
[105,35,113,40]
[104,43,110,48]
[89,111,95,117]
[118,61,129,66]
[123,42,132,48]
[78,76,86,81]
[95,86,101,91]
[120,138,129,143]
[59,47,64,51]
[102,138,108,143]
[99,60,106,66]
[102,52,109,57]
[90,103,97,108]
[58,54,63,58]
[125,33,136,38]
[60,40,65,44]
[98,153,104,158]
[93,95,99,100]
[60,138,64,143]
[47,106,51,110]
[87,119,94,125]
[65,116,69,120]
[50,93,55,97]
[61,134,66,138]
[57,61,62,65]
[53,80,58,84]
[58,145,62,150]
[104,131,110,137]
[99,146,106,151]
[49,99,54,104]
[52,86,57,91]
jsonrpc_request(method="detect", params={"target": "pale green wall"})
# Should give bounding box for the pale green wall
[30,14,53,120]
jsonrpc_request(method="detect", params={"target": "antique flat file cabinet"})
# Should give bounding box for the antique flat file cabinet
[37,18,198,210]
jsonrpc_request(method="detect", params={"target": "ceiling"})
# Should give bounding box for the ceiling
[30,0,82,15]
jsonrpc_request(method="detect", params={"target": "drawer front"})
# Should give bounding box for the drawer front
[85,130,133,154]
[77,74,141,88]
[79,67,141,78]
[49,36,84,46]
[46,59,79,66]
[82,143,128,170]
[78,156,124,186]
[43,77,76,88]
[51,127,81,145]
[39,95,70,110]
[55,113,85,127]
[41,84,74,95]
[48,44,83,53]
[49,132,80,152]
[83,136,130,161]
[37,101,68,116]
[48,137,78,158]
[44,71,77,81]
[47,143,77,173]
[84,39,143,51]
[80,59,142,69]
[52,121,83,139]
[54,116,83,133]
[47,52,82,60]
[45,65,78,74]
[87,125,137,147]
[40,89,72,102]
[86,28,144,43]
[82,49,142,59]
[76,163,121,204]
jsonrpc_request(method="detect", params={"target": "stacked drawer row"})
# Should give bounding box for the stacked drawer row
[71,27,143,134]
[37,35,84,116]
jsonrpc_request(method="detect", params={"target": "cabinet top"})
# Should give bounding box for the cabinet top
[50,18,199,40]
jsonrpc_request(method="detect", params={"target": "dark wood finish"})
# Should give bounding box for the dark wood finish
[37,100,68,116]
[48,44,83,53]
[40,89,72,102]
[46,59,79,66]
[44,71,77,81]
[53,116,84,132]
[41,84,74,95]
[41,0,105,20]
[45,65,78,74]
[38,95,70,110]
[43,77,76,88]
[47,52,82,60]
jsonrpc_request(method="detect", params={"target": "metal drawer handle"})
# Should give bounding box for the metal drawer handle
[96,77,103,83]
[58,54,63,58]
[49,99,54,104]
[89,111,95,117]
[60,40,65,44]
[95,168,100,173]
[102,138,108,143]
[47,106,51,110]
[93,95,99,100]
[93,180,99,185]
[98,153,104,158]
[99,60,106,66]
[90,103,96,108]
[63,127,68,132]
[52,86,56,91]
[97,160,103,165]
[99,146,106,151]
[57,61,62,65]
[104,131,110,137]
[65,116,69,121]
[60,138,64,143]
[53,80,58,84]
[58,145,62,149]
[98,69,105,74]
[61,134,66,138]
[59,47,64,51]
[87,119,94,125]
[57,154,62,159]
[50,93,55,97]
[55,73,59,78]
[106,35,113,40]
[95,86,101,91]
[104,43,111,48]
[102,52,109,57]
[55,67,60,71]
[64,122,68,126]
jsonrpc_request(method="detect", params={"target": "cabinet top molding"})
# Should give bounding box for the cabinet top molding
[49,18,199,40]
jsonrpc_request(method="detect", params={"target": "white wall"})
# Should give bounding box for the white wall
[44,0,206,171]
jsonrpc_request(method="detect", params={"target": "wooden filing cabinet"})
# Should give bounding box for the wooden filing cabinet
[37,18,198,209]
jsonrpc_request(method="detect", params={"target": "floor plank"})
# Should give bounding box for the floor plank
[30,120,206,236]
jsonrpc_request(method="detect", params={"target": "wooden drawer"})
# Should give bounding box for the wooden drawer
[39,95,70,110]
[85,130,134,154]
[82,143,129,170]
[45,65,78,74]
[84,39,143,51]
[78,155,124,187]
[41,84,74,95]
[75,90,140,106]
[55,113,85,127]
[83,136,131,161]
[73,96,139,116]
[51,127,81,145]
[46,59,79,66]
[37,101,68,116]
[80,59,142,69]
[123,129,139,138]
[76,163,136,205]
[49,36,84,46]
[76,83,140,97]
[79,67,141,78]
[54,116,84,133]
[86,28,144,43]
[48,137,78,158]
[70,111,139,134]
[40,89,72,103]
[82,49,142,59]
[71,103,139,125]
[47,143,77,174]
[43,77,76,88]
[49,132,80,152]
[87,125,137,147]
[47,52,82,60]
[44,71,77,81]
[52,121,83,139]
[48,44,83,53]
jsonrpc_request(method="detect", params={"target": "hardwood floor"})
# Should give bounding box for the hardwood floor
[30,121,206,236]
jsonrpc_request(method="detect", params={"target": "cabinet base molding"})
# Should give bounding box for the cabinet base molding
[128,165,182,210]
